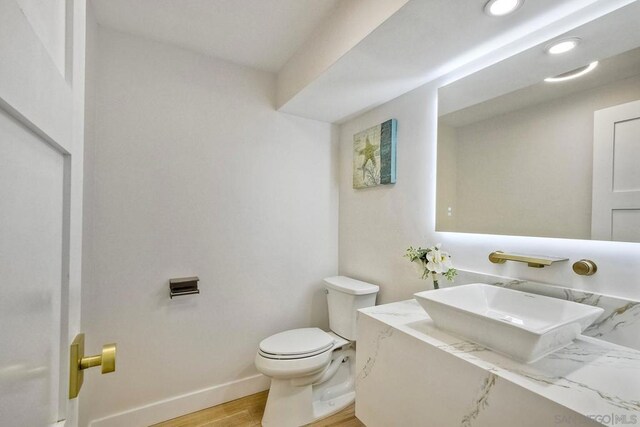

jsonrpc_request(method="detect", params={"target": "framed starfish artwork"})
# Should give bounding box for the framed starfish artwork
[353,119,397,189]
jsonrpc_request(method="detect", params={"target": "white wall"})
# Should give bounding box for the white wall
[81,28,338,426]
[448,74,640,239]
[339,84,437,304]
[339,82,640,306]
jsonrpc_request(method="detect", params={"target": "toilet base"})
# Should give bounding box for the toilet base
[261,349,356,427]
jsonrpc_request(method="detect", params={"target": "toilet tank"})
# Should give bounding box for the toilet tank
[324,276,379,341]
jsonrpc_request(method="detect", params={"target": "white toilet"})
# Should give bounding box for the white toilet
[255,276,379,427]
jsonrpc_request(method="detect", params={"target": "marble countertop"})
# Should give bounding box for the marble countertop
[360,300,640,424]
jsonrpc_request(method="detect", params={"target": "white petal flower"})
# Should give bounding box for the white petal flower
[440,251,453,269]
[427,261,444,274]
[426,249,445,274]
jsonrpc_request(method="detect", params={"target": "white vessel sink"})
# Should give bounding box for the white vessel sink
[414,283,604,363]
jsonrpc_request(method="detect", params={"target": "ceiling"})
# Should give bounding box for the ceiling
[279,0,637,122]
[90,0,636,123]
[442,48,640,127]
[91,0,341,72]
[440,2,640,127]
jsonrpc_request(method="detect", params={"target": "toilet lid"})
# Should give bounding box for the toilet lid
[259,328,334,357]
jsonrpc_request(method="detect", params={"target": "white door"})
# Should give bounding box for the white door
[0,107,66,427]
[592,99,640,242]
[1,0,85,426]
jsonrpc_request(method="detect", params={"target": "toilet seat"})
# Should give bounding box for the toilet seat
[259,328,334,360]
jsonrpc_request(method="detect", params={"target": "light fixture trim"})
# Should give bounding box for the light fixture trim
[544,61,599,83]
[484,0,524,17]
[545,38,581,55]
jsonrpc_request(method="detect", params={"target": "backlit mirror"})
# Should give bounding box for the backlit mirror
[436,3,640,242]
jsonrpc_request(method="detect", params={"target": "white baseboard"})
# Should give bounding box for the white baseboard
[89,374,271,427]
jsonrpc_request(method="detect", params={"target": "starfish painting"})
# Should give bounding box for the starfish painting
[352,119,397,189]
[358,137,379,180]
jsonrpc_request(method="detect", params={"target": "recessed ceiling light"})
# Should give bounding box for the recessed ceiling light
[484,0,524,17]
[545,38,581,55]
[544,61,598,83]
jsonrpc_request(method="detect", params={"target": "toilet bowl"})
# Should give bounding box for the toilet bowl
[255,276,379,427]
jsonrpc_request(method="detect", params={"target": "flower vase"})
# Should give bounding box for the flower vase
[432,279,439,290]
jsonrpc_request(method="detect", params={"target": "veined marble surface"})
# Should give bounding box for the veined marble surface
[359,300,640,426]
[452,270,640,352]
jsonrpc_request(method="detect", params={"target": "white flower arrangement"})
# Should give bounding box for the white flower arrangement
[404,244,457,289]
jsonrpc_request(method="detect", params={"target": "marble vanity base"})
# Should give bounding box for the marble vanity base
[356,301,640,427]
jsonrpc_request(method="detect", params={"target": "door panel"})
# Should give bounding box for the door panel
[0,106,65,426]
[612,118,640,192]
[612,209,640,243]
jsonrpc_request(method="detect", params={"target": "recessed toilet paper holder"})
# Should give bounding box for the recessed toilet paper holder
[169,276,200,298]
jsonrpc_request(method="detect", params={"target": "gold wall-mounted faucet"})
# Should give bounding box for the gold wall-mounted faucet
[488,251,569,268]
